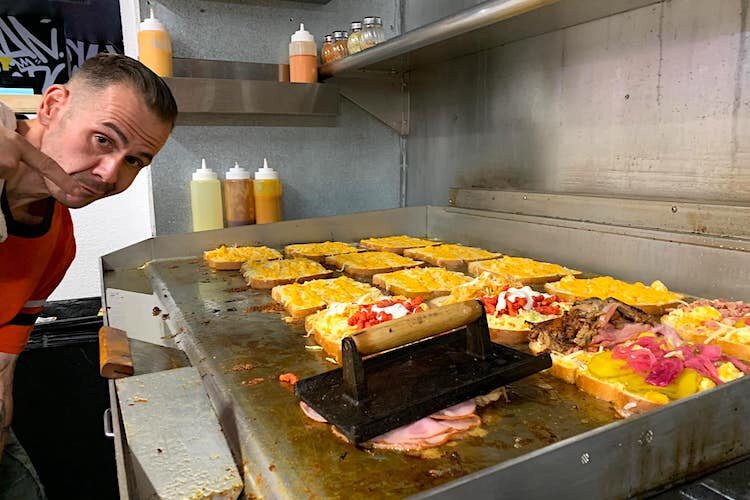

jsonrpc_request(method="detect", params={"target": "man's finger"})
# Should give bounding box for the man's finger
[14,135,82,195]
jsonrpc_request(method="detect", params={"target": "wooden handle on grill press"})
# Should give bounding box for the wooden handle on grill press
[99,326,134,379]
[351,300,483,356]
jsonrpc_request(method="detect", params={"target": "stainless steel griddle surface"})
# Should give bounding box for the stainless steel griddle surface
[142,257,619,498]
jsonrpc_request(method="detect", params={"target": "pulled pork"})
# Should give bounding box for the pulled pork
[530,298,656,353]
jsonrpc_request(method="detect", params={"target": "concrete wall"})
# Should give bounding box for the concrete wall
[145,0,402,234]
[406,0,750,206]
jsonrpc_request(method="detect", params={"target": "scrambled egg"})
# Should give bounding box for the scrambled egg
[473,256,579,280]
[327,251,421,270]
[546,275,682,305]
[204,245,281,263]
[406,244,500,261]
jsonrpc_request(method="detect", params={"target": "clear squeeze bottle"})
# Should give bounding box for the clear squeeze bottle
[289,23,318,83]
[223,161,255,226]
[190,159,223,231]
[137,7,173,77]
[253,158,282,224]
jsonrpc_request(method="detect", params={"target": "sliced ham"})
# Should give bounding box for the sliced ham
[299,401,328,423]
[430,400,476,419]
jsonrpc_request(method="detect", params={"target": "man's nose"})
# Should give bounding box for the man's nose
[93,156,120,184]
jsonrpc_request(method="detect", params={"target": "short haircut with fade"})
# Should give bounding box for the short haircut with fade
[70,53,178,127]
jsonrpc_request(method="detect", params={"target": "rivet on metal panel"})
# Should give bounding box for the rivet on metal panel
[522,194,528,200]
[449,198,456,206]
[580,452,590,465]
[671,206,678,213]
[638,429,654,446]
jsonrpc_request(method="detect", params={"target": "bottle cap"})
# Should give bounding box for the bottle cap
[193,158,218,180]
[350,21,362,31]
[333,30,348,40]
[363,16,377,25]
[324,34,334,43]
[140,6,166,32]
[374,16,383,26]
[226,161,251,180]
[254,158,279,180]
[291,23,314,43]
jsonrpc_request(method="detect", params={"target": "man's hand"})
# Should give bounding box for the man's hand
[0,353,18,458]
[0,127,83,197]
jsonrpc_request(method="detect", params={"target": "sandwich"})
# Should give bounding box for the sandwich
[436,273,569,345]
[324,251,423,278]
[359,235,440,255]
[403,244,500,271]
[372,267,472,300]
[662,299,750,361]
[241,258,332,289]
[545,275,683,315]
[304,295,428,362]
[204,245,282,270]
[284,241,360,262]
[271,277,382,319]
[468,255,581,285]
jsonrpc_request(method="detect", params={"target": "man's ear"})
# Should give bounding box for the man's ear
[37,84,70,126]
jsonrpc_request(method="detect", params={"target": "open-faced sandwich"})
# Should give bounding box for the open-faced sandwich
[359,235,440,255]
[204,245,282,270]
[325,251,423,278]
[663,299,750,362]
[283,241,360,262]
[468,255,581,285]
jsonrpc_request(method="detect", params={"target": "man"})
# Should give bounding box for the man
[0,53,177,497]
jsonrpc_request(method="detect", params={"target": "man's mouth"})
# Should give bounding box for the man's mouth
[80,184,108,197]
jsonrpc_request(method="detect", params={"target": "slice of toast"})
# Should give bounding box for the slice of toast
[204,245,282,270]
[662,304,750,362]
[241,258,333,289]
[468,256,581,285]
[284,241,360,263]
[372,267,471,300]
[271,277,382,319]
[324,251,423,278]
[403,244,500,271]
[359,235,440,255]
[544,276,683,315]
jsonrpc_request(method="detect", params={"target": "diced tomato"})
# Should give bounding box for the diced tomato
[376,299,394,308]
[515,297,528,308]
[412,296,424,306]
[502,285,510,292]
[279,372,299,385]
[532,295,544,302]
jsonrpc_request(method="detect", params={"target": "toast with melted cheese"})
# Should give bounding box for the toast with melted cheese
[359,235,440,255]
[271,277,382,319]
[403,244,500,271]
[284,241,360,263]
[468,256,581,285]
[325,251,423,278]
[204,245,282,270]
[372,267,471,300]
[241,258,332,289]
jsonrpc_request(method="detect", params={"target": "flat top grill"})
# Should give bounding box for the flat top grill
[136,258,618,498]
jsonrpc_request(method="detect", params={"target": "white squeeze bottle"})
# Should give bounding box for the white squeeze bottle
[138,7,173,77]
[253,158,282,224]
[289,23,318,83]
[191,159,223,231]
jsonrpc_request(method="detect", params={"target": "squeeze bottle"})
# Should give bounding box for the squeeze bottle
[138,7,173,77]
[253,158,282,224]
[289,23,317,83]
[223,162,255,227]
[191,159,223,231]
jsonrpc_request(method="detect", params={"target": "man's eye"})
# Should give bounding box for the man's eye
[95,135,110,146]
[126,156,144,169]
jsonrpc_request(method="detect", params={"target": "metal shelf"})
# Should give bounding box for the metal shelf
[320,0,661,78]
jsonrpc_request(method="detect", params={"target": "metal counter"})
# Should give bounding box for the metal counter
[101,203,750,498]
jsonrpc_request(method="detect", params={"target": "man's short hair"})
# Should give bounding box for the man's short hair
[71,53,178,127]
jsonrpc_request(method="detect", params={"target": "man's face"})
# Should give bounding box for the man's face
[40,83,172,208]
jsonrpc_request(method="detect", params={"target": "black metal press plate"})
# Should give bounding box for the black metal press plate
[295,331,552,444]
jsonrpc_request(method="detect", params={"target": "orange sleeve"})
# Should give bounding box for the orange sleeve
[0,324,33,355]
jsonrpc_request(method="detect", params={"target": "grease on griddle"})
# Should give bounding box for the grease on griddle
[231,363,254,372]
[245,303,285,314]
[242,377,265,386]
[226,285,251,293]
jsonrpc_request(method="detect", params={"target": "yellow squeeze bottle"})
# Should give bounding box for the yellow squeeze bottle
[253,158,282,224]
[138,7,173,77]
[191,159,224,231]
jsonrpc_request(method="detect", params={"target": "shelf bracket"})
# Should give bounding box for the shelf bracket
[330,71,409,136]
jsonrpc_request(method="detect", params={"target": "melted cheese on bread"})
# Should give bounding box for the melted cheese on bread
[241,258,327,280]
[359,235,439,249]
[474,256,579,279]
[204,245,281,263]
[406,244,499,262]
[273,277,381,309]
[285,241,358,258]
[327,251,421,270]
[375,267,471,294]
[546,275,682,305]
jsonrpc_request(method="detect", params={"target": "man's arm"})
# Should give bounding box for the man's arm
[0,352,18,458]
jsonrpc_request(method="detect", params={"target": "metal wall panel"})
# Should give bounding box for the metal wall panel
[142,0,402,234]
[407,0,750,206]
